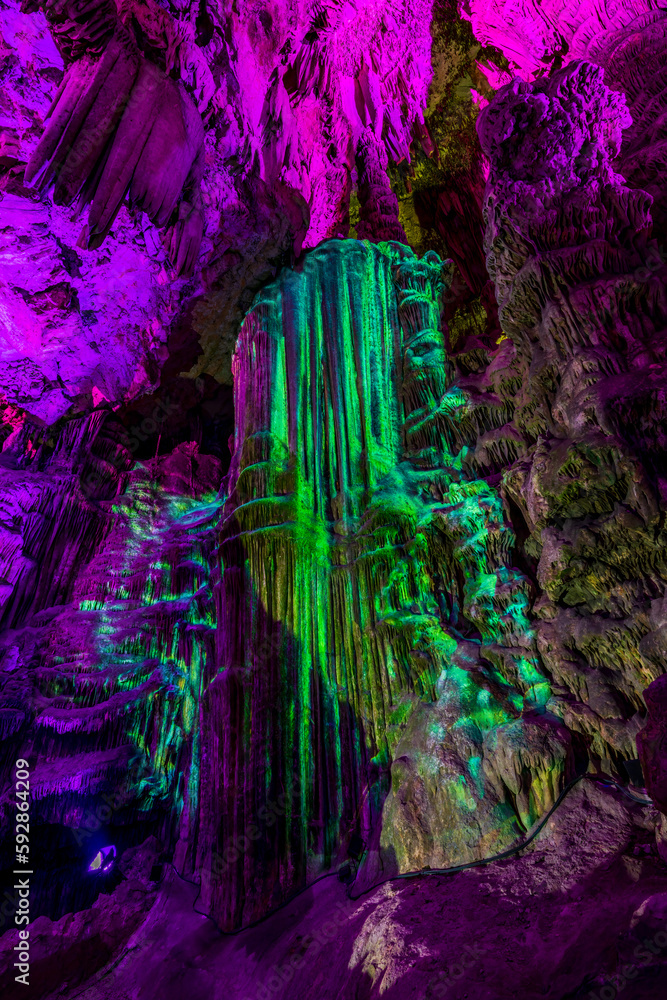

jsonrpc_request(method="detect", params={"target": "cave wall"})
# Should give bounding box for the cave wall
[0,3,667,992]
[463,0,667,238]
[475,60,667,777]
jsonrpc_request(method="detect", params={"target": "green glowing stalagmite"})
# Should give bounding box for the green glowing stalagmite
[200,240,570,928]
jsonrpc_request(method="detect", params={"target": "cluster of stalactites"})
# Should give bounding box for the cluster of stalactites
[21,0,205,275]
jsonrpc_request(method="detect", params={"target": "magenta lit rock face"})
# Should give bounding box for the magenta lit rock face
[463,0,667,236]
[21,0,206,276]
[0,2,188,422]
[462,0,663,78]
[0,190,182,422]
[0,0,437,419]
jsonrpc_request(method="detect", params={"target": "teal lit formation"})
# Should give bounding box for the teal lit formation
[59,239,568,930]
[199,239,566,929]
[65,472,222,856]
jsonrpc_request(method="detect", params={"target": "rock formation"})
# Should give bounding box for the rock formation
[21,0,206,275]
[476,60,667,771]
[464,0,667,238]
[355,130,407,242]
[0,2,666,999]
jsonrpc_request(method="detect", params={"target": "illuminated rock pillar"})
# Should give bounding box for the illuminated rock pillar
[197,238,564,928]
[199,240,419,927]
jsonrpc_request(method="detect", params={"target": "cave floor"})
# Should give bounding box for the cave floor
[9,781,665,1000]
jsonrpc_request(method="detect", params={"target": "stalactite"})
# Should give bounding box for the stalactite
[355,129,408,244]
[3,3,667,995]
[0,431,221,920]
[21,0,206,275]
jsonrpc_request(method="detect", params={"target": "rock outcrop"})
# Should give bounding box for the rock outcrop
[464,0,667,239]
[1,4,667,999]
[473,60,667,772]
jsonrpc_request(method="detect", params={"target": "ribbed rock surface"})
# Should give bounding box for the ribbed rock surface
[0,0,439,419]
[0,2,188,421]
[474,61,667,769]
[355,130,408,243]
[198,238,578,928]
[0,409,222,922]
[21,0,206,275]
[3,209,666,941]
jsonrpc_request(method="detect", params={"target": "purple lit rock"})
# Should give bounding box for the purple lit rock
[476,60,667,767]
[21,1,206,277]
[638,674,667,814]
[464,0,667,237]
[3,781,665,1000]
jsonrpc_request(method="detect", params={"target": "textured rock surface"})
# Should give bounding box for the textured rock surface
[355,129,407,243]
[0,0,443,418]
[463,0,667,238]
[474,60,667,771]
[1,2,667,998]
[0,2,188,421]
[0,406,222,928]
[22,0,208,275]
[201,237,578,928]
[2,781,666,1000]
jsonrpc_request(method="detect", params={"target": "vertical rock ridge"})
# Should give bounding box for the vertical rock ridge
[476,61,667,766]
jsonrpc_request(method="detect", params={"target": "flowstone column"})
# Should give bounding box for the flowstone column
[199,240,412,930]
[197,239,569,928]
